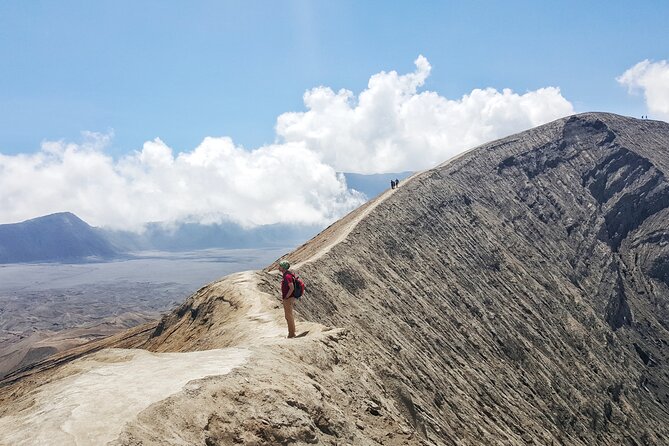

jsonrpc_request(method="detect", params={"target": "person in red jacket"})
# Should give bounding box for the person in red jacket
[279,260,297,338]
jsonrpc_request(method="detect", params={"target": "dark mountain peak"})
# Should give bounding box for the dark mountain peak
[19,211,89,227]
[0,212,118,263]
[42,211,83,222]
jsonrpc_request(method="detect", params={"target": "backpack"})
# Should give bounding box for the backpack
[293,274,306,298]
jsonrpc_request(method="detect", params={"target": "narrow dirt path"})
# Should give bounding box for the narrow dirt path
[266,184,406,271]
[268,154,475,272]
[0,271,326,446]
[232,270,324,345]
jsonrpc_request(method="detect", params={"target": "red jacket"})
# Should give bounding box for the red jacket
[281,271,295,298]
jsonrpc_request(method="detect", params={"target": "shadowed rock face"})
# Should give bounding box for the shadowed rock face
[288,113,669,444]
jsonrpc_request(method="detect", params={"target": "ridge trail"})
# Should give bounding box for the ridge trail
[268,148,477,272]
[0,270,331,446]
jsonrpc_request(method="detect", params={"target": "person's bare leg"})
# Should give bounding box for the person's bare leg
[283,297,296,338]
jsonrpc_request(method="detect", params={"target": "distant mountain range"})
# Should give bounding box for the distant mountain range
[0,213,322,264]
[0,212,118,263]
[0,173,410,263]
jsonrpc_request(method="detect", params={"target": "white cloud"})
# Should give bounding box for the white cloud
[617,59,669,121]
[0,134,365,231]
[0,55,576,230]
[276,55,574,173]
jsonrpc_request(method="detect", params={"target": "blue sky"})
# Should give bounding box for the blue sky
[0,1,668,229]
[1,0,667,157]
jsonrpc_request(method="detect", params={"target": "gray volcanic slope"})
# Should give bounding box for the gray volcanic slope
[273,112,669,444]
[2,112,668,445]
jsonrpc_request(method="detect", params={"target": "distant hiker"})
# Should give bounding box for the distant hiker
[279,260,297,338]
[391,180,396,189]
[395,178,400,187]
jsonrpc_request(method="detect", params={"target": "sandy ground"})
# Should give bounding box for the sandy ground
[0,270,331,445]
[0,347,250,446]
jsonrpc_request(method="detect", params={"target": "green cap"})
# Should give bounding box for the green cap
[279,260,290,270]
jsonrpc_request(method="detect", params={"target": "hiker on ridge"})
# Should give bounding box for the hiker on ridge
[390,179,395,189]
[278,260,297,338]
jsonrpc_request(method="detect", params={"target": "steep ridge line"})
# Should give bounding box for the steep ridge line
[82,113,669,444]
[103,113,669,444]
[268,146,481,273]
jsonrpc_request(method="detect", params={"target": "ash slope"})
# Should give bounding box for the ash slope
[273,112,669,445]
[2,112,669,445]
